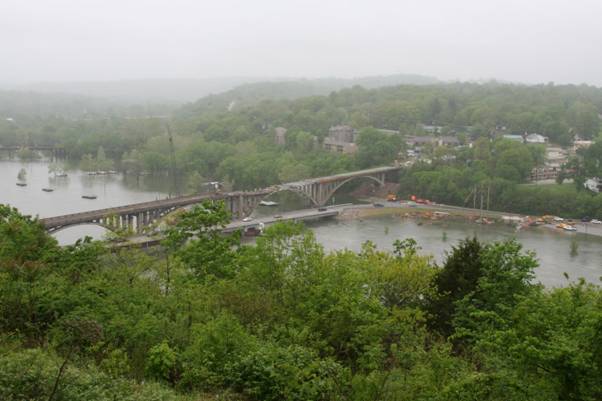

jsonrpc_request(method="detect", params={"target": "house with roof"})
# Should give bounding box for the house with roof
[502,134,524,143]
[525,133,548,144]
[323,125,358,154]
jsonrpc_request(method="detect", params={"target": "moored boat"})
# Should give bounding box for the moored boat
[82,195,98,199]
[42,188,54,192]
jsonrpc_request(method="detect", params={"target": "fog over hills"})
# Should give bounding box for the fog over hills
[3,74,438,105]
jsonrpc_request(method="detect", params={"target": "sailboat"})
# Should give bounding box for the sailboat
[16,168,27,187]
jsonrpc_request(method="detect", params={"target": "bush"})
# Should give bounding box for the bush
[233,343,345,401]
[0,348,185,401]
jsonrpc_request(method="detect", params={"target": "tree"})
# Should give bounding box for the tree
[428,237,484,338]
[79,154,96,172]
[356,128,403,168]
[452,240,538,345]
[164,201,239,280]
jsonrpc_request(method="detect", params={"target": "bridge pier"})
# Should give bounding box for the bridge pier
[40,166,402,233]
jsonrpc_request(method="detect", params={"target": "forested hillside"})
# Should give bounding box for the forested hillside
[2,81,602,215]
[1,203,601,400]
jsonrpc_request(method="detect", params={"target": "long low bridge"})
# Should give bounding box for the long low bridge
[0,145,66,160]
[40,165,400,234]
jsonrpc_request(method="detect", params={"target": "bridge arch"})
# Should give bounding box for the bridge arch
[47,222,119,235]
[261,187,319,207]
[320,174,385,206]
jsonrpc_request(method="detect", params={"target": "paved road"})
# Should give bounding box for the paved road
[115,206,343,248]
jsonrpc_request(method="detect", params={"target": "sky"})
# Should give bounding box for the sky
[1,0,602,86]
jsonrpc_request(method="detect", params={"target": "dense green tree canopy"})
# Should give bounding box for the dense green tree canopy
[2,204,601,400]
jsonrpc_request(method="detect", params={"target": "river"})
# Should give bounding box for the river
[2,160,602,287]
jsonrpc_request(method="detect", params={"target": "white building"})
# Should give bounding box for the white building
[525,133,548,144]
[584,178,602,193]
[502,134,524,143]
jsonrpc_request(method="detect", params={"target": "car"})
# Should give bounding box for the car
[274,214,283,219]
[581,217,591,222]
[242,217,253,222]
[373,203,384,208]
[591,219,602,224]
[553,216,564,222]
[317,207,327,212]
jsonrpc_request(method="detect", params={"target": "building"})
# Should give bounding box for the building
[573,139,593,152]
[502,134,524,143]
[420,124,443,134]
[405,135,460,148]
[525,133,548,144]
[584,178,602,193]
[327,125,356,143]
[530,166,560,181]
[438,136,460,147]
[545,146,568,168]
[274,127,287,146]
[405,135,438,147]
[323,125,358,154]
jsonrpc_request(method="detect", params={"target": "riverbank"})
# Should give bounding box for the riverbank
[339,201,602,239]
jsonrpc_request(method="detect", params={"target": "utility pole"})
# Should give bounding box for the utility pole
[486,183,491,211]
[166,123,179,198]
[480,184,484,219]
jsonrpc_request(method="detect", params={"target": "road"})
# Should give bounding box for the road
[114,205,343,248]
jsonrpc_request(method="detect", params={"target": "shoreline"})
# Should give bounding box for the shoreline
[337,202,602,239]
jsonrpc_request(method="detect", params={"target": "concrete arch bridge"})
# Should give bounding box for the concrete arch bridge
[40,166,400,234]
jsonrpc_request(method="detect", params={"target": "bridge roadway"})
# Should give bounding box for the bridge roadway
[116,206,342,248]
[40,189,272,230]
[40,165,401,232]
[282,165,400,187]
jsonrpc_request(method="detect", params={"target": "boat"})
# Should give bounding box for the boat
[556,223,577,232]
[55,173,68,178]
[259,200,278,206]
[17,168,27,186]
[42,188,54,192]
[82,195,98,199]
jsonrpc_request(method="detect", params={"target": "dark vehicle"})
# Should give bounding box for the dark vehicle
[581,217,591,222]
[244,226,262,237]
[274,214,283,219]
[318,207,327,211]
[373,203,384,208]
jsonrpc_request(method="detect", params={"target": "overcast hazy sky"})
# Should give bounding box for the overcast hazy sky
[1,0,601,86]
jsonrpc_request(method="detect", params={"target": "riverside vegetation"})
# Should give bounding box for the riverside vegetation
[1,201,601,401]
[2,81,602,217]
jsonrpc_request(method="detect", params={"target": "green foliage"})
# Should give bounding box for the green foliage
[356,127,403,168]
[1,207,601,401]
[233,343,344,401]
[181,314,256,390]
[164,201,240,280]
[428,237,484,337]
[0,348,189,401]
[146,341,178,383]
